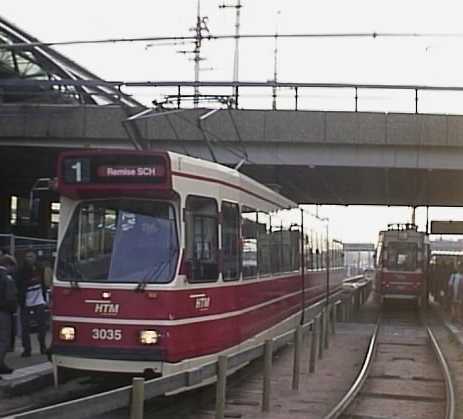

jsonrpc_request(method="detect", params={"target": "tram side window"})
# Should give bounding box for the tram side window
[222,202,240,281]
[315,248,321,270]
[320,235,327,269]
[376,242,383,267]
[242,208,258,278]
[268,211,300,275]
[185,196,219,282]
[306,230,314,270]
[257,212,271,276]
[308,248,314,270]
[270,215,282,274]
[292,229,301,271]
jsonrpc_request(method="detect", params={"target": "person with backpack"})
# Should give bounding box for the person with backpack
[17,250,48,357]
[0,254,18,374]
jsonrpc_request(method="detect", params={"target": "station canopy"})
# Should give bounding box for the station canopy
[0,15,141,107]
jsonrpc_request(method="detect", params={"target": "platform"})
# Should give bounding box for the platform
[0,332,52,390]
[154,322,376,419]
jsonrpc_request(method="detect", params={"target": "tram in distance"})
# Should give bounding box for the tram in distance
[375,223,429,305]
[50,149,346,382]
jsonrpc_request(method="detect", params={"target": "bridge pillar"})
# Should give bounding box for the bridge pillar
[36,196,52,238]
[0,195,11,234]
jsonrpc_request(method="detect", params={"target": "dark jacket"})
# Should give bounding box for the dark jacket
[0,266,18,312]
[16,264,47,308]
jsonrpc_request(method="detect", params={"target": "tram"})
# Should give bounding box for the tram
[375,223,429,304]
[50,149,345,381]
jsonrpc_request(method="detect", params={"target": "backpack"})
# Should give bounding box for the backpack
[0,268,18,313]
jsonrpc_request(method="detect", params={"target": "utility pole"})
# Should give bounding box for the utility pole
[193,0,202,106]
[178,0,210,107]
[272,10,281,111]
[219,0,242,83]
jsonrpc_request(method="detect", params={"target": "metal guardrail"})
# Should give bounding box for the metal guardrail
[343,274,365,284]
[0,234,56,264]
[427,326,456,419]
[3,79,463,113]
[10,279,372,419]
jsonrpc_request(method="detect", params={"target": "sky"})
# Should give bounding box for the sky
[3,1,463,242]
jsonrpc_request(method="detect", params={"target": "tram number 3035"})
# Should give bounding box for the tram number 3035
[91,328,122,341]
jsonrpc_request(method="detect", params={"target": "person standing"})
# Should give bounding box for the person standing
[0,254,18,374]
[449,266,462,322]
[456,263,463,323]
[17,250,48,357]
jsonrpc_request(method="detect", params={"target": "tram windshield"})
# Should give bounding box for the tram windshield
[385,242,418,271]
[57,200,179,283]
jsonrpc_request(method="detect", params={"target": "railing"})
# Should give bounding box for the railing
[0,233,57,265]
[2,79,463,114]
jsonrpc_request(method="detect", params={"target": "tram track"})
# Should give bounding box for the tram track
[325,302,455,419]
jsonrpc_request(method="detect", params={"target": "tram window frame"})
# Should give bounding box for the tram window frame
[185,195,219,283]
[221,201,241,281]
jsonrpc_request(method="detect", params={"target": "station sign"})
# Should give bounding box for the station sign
[431,220,463,235]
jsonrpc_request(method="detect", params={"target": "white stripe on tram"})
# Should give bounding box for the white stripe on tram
[52,287,321,327]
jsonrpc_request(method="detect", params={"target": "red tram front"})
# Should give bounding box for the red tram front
[375,223,429,304]
[51,149,346,383]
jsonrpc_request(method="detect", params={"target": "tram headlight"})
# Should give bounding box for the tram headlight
[139,330,159,345]
[59,326,76,341]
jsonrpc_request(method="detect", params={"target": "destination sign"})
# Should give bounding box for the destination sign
[97,165,165,178]
[61,154,169,185]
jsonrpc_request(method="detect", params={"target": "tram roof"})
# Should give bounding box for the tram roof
[431,250,463,257]
[167,151,297,210]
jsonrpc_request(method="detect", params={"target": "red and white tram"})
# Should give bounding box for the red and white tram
[375,223,429,304]
[51,149,345,381]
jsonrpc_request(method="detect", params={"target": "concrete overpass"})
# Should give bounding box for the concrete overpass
[2,14,463,207]
[3,103,463,206]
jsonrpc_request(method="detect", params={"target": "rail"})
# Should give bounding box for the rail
[322,317,380,419]
[8,279,371,419]
[427,326,456,419]
[324,312,455,419]
[2,79,463,113]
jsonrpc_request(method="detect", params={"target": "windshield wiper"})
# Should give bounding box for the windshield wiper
[61,259,82,288]
[135,248,178,291]
[135,260,170,292]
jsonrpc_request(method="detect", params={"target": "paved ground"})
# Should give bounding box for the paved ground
[0,331,52,384]
[347,309,446,419]
[149,322,376,419]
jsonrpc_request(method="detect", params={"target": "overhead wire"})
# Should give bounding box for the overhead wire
[4,32,463,49]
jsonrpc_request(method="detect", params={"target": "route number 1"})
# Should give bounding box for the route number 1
[71,161,82,182]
